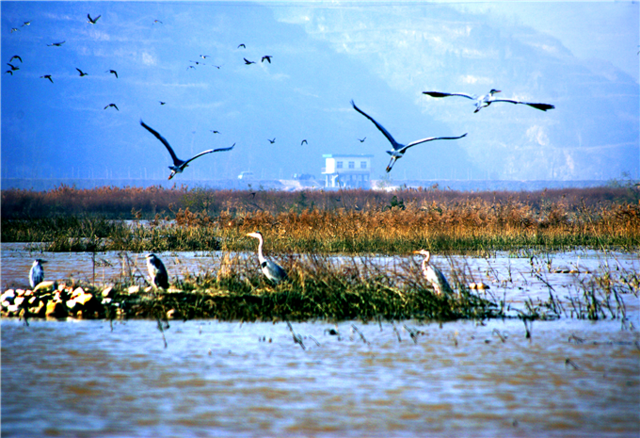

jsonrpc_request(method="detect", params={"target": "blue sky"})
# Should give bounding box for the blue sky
[2,1,638,183]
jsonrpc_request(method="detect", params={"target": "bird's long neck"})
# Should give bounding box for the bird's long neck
[421,253,431,275]
[257,236,267,264]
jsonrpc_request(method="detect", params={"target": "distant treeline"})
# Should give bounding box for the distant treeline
[2,184,639,220]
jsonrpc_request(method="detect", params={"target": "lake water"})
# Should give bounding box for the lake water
[2,244,639,437]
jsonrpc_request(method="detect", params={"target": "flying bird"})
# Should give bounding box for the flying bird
[422,89,555,113]
[237,43,246,49]
[199,54,209,59]
[210,130,220,134]
[40,74,53,83]
[413,250,453,296]
[358,137,366,143]
[351,100,467,172]
[10,28,19,33]
[145,253,169,289]
[261,55,272,63]
[246,231,288,284]
[159,101,166,105]
[76,67,88,76]
[300,139,308,145]
[29,259,47,289]
[268,138,275,144]
[87,13,101,24]
[243,58,256,65]
[104,103,119,111]
[5,70,13,75]
[107,69,118,78]
[47,40,65,47]
[22,21,31,27]
[153,19,163,24]
[140,120,235,180]
[6,63,19,71]
[9,55,22,63]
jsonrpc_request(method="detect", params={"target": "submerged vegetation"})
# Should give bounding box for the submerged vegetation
[2,185,639,253]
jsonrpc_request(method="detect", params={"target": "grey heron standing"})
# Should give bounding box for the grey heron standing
[29,259,47,289]
[247,231,288,284]
[145,253,169,289]
[140,120,235,180]
[351,100,467,172]
[413,250,453,296]
[422,89,555,113]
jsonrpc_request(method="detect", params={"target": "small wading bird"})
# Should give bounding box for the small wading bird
[40,74,53,83]
[104,103,119,111]
[145,253,169,289]
[413,250,453,296]
[351,100,467,172]
[47,40,65,47]
[29,259,47,289]
[422,89,555,113]
[247,231,288,284]
[76,67,88,76]
[140,120,235,180]
[87,13,101,24]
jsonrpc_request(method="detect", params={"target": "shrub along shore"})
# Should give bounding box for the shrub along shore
[1,185,637,321]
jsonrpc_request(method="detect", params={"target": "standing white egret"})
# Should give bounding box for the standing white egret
[351,100,467,172]
[29,259,47,289]
[145,253,169,289]
[413,250,453,296]
[246,231,288,284]
[140,120,235,180]
[422,89,555,113]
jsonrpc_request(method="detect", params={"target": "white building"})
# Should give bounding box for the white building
[322,154,373,188]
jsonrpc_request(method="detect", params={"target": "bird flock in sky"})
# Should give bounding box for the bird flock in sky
[6,10,556,179]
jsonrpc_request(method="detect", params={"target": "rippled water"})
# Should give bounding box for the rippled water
[2,318,639,438]
[2,244,639,436]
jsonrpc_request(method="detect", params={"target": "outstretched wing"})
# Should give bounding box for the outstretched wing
[492,99,555,111]
[422,91,475,100]
[351,100,401,150]
[211,143,235,153]
[140,120,181,165]
[402,133,467,152]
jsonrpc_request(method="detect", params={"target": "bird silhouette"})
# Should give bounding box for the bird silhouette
[10,28,19,33]
[268,138,276,144]
[301,139,308,145]
[40,74,53,83]
[358,137,366,142]
[104,103,119,111]
[87,13,101,24]
[153,19,163,24]
[261,55,272,63]
[243,58,256,65]
[107,69,118,78]
[210,130,220,134]
[22,21,31,27]
[76,67,88,76]
[47,41,65,47]
[140,120,235,180]
[351,100,467,172]
[6,63,19,71]
[159,101,166,105]
[200,54,209,59]
[5,70,13,75]
[9,55,22,63]
[237,43,246,49]
[422,89,555,113]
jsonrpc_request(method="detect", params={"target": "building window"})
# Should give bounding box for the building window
[336,161,343,169]
[360,161,367,169]
[348,161,355,169]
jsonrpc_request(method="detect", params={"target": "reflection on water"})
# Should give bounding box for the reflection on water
[2,318,639,437]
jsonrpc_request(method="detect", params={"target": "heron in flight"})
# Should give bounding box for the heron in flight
[29,259,47,289]
[351,100,467,172]
[247,231,288,284]
[87,13,101,24]
[145,253,169,289]
[413,250,453,296]
[422,89,555,113]
[140,120,235,180]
